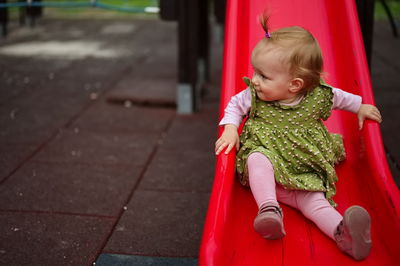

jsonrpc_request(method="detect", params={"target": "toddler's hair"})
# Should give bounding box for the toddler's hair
[259,13,323,91]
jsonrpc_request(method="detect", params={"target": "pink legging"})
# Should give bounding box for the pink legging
[247,152,343,240]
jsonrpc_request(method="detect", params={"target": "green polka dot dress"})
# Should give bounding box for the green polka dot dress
[236,77,345,206]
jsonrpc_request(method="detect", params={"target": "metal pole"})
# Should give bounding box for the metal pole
[356,0,375,67]
[0,0,8,36]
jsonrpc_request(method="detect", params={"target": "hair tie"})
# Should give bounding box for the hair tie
[265,32,271,38]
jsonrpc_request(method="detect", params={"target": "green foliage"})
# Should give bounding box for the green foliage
[375,0,400,20]
[6,0,159,19]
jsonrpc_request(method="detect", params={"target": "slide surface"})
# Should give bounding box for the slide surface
[200,0,400,265]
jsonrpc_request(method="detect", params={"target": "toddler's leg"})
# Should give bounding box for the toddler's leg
[277,188,342,239]
[247,152,285,239]
[294,191,342,239]
[277,187,371,260]
[247,152,277,208]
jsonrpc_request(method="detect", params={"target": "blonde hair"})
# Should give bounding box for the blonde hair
[259,13,323,92]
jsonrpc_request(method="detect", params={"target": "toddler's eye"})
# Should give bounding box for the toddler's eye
[253,70,268,80]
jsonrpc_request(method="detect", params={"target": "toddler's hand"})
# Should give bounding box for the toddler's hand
[357,104,382,130]
[215,124,240,155]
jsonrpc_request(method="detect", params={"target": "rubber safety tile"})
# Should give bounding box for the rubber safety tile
[32,129,159,167]
[0,161,140,216]
[0,143,37,182]
[104,190,210,257]
[71,101,175,134]
[138,149,214,192]
[0,211,114,266]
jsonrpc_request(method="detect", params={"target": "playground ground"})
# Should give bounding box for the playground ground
[0,16,399,265]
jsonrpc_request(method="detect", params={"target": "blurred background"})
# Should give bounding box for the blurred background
[0,0,398,265]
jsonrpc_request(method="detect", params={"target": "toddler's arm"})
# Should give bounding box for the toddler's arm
[216,88,251,155]
[332,88,382,130]
[219,88,251,127]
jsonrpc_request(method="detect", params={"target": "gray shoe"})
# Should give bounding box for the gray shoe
[253,203,285,240]
[334,206,372,260]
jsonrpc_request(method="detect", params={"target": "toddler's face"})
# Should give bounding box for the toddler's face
[251,48,295,103]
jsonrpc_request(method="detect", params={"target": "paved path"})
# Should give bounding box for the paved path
[0,18,220,265]
[0,17,398,266]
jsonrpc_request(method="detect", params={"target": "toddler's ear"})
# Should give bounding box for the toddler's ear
[289,78,304,93]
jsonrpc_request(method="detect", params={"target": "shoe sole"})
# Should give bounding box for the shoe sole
[344,206,372,260]
[254,213,285,240]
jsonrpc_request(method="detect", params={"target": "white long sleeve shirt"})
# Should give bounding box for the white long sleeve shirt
[219,87,362,127]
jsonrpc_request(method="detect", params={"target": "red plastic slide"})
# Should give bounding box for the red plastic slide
[200,0,400,265]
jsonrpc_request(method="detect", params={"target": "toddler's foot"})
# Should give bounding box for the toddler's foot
[334,205,372,260]
[253,202,285,240]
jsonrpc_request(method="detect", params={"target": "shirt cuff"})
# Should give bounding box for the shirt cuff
[348,95,362,113]
[219,117,241,127]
